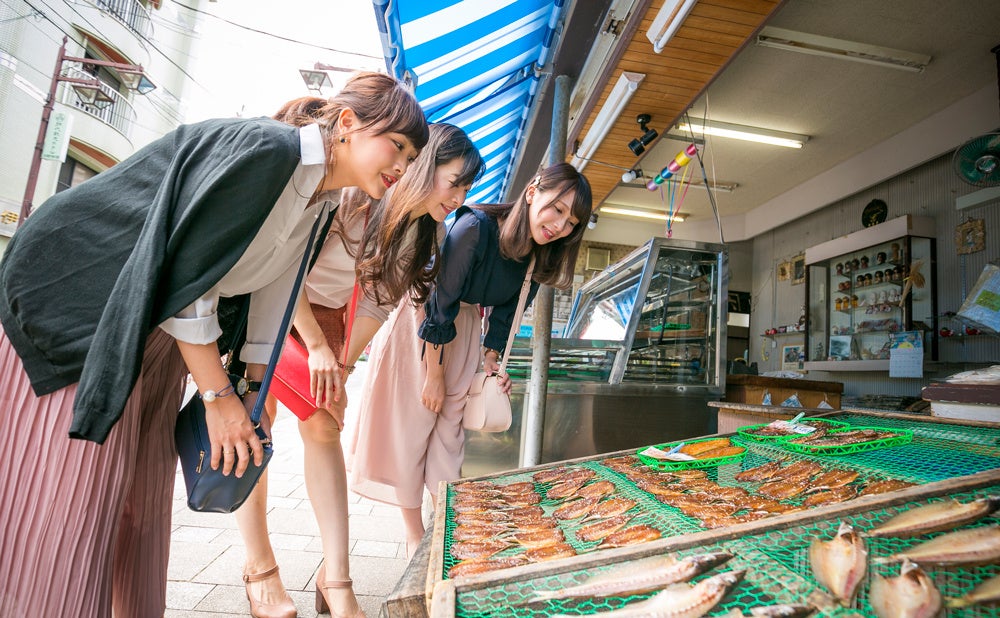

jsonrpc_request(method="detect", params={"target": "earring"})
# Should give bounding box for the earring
[339,137,346,143]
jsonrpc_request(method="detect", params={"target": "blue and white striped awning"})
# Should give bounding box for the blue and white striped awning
[373,0,565,204]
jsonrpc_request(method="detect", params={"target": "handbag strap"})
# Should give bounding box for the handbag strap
[498,256,535,375]
[340,282,361,369]
[249,210,327,426]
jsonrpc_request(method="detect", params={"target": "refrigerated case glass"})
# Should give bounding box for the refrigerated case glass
[563,238,728,386]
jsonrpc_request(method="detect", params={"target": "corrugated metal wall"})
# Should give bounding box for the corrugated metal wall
[750,147,1000,396]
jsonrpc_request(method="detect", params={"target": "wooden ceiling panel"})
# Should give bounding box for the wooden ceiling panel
[571,0,783,207]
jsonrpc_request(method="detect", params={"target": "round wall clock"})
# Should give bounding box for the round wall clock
[862,199,888,227]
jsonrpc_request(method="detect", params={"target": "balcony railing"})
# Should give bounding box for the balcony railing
[94,0,152,38]
[59,65,137,140]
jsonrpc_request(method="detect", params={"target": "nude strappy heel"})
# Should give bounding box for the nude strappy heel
[243,565,297,618]
[315,563,365,617]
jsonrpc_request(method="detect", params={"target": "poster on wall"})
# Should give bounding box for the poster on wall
[957,264,1000,333]
[781,344,804,371]
[889,331,923,378]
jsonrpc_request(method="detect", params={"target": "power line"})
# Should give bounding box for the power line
[171,0,381,60]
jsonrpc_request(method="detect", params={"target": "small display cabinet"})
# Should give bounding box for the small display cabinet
[804,215,937,371]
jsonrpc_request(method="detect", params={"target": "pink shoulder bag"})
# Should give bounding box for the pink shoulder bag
[463,258,534,432]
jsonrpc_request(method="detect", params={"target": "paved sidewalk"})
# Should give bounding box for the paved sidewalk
[165,361,413,617]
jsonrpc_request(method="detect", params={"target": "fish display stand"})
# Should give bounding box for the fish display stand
[398,410,1000,617]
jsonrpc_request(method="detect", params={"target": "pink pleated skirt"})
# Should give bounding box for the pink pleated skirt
[0,327,186,618]
[346,302,481,508]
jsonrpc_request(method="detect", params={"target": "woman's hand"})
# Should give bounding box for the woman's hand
[495,371,513,395]
[307,342,342,408]
[205,392,264,478]
[483,350,501,374]
[421,373,446,413]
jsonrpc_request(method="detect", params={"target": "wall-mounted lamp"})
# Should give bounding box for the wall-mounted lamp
[628,114,658,156]
[676,119,809,149]
[646,0,698,54]
[587,212,598,230]
[570,71,645,171]
[299,62,355,93]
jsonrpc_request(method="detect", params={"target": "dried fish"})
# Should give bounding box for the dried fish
[679,438,734,457]
[599,524,662,548]
[876,524,1000,566]
[865,495,1000,538]
[510,528,565,549]
[809,521,867,605]
[946,572,1000,607]
[636,479,686,497]
[678,503,739,520]
[735,461,785,483]
[583,497,638,521]
[450,538,511,560]
[718,605,816,618]
[498,481,535,495]
[701,511,772,529]
[453,480,497,493]
[576,480,617,500]
[697,445,746,459]
[869,558,941,618]
[672,469,709,480]
[508,505,545,521]
[757,478,812,500]
[546,479,587,500]
[531,467,571,483]
[452,499,511,513]
[525,542,576,562]
[528,551,733,603]
[805,469,860,491]
[770,460,823,482]
[550,569,745,618]
[515,517,560,531]
[454,511,510,525]
[504,493,542,507]
[562,468,598,484]
[860,479,916,496]
[451,523,510,541]
[576,513,636,543]
[731,495,788,513]
[802,486,858,507]
[447,555,527,578]
[553,496,600,520]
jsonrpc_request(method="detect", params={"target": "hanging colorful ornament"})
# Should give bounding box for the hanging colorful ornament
[646,143,698,191]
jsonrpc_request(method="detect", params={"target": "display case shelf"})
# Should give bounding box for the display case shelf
[804,216,937,368]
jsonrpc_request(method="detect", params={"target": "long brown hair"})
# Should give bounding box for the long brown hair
[354,123,484,306]
[274,72,428,157]
[476,162,592,289]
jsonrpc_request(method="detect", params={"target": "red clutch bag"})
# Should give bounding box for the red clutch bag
[271,335,319,421]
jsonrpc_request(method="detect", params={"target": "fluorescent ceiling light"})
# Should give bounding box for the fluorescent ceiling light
[570,71,645,171]
[676,120,809,149]
[756,26,931,73]
[600,207,686,222]
[646,0,697,54]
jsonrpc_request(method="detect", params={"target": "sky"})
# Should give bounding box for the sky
[182,0,384,122]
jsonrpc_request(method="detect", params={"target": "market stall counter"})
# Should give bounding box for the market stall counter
[383,410,1000,616]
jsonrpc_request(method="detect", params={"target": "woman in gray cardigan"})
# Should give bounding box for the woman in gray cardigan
[0,72,427,618]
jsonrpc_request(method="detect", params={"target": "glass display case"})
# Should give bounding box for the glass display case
[804,215,937,370]
[563,237,727,386]
[462,239,728,478]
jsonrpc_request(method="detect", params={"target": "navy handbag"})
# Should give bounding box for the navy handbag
[175,212,323,513]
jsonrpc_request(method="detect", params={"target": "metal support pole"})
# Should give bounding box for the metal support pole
[20,36,68,227]
[520,74,571,468]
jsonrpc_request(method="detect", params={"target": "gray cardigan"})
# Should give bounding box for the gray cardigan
[0,117,303,443]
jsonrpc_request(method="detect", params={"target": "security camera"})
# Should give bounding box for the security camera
[587,213,598,230]
[628,114,658,156]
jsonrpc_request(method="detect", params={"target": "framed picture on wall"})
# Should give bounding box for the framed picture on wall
[781,344,803,371]
[777,261,791,281]
[955,218,985,255]
[791,254,806,285]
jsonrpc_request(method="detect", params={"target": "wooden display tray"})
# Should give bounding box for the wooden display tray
[407,410,1000,616]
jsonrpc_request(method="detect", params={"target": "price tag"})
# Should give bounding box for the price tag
[639,446,695,461]
[767,413,815,434]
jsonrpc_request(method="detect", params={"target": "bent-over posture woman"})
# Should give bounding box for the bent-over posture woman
[0,72,426,618]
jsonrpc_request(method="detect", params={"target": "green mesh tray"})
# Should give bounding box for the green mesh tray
[636,437,747,470]
[782,426,913,456]
[737,417,851,443]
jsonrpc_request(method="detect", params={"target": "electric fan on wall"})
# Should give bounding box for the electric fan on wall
[952,132,1000,187]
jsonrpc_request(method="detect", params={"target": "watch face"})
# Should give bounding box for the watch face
[234,377,249,397]
[862,199,888,228]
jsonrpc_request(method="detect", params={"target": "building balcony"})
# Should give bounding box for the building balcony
[95,0,152,39]
[58,65,136,162]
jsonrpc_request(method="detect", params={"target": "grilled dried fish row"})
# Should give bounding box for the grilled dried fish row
[866,495,1000,538]
[947,572,1000,607]
[877,524,1000,566]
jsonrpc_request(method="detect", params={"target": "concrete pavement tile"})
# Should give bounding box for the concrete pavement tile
[348,515,406,542]
[211,528,245,546]
[347,501,373,516]
[305,536,325,553]
[269,532,315,551]
[264,507,322,536]
[171,508,240,530]
[287,481,311,500]
[171,525,225,544]
[348,491,363,504]
[165,609,224,617]
[165,581,215,610]
[191,583,250,614]
[369,504,403,519]
[352,540,400,559]
[358,594,383,617]
[168,540,228,581]
[288,589,320,617]
[192,546,248,586]
[341,555,407,596]
[268,495,304,510]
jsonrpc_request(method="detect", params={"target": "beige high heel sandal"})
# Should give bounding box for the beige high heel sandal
[315,563,365,617]
[243,565,297,618]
